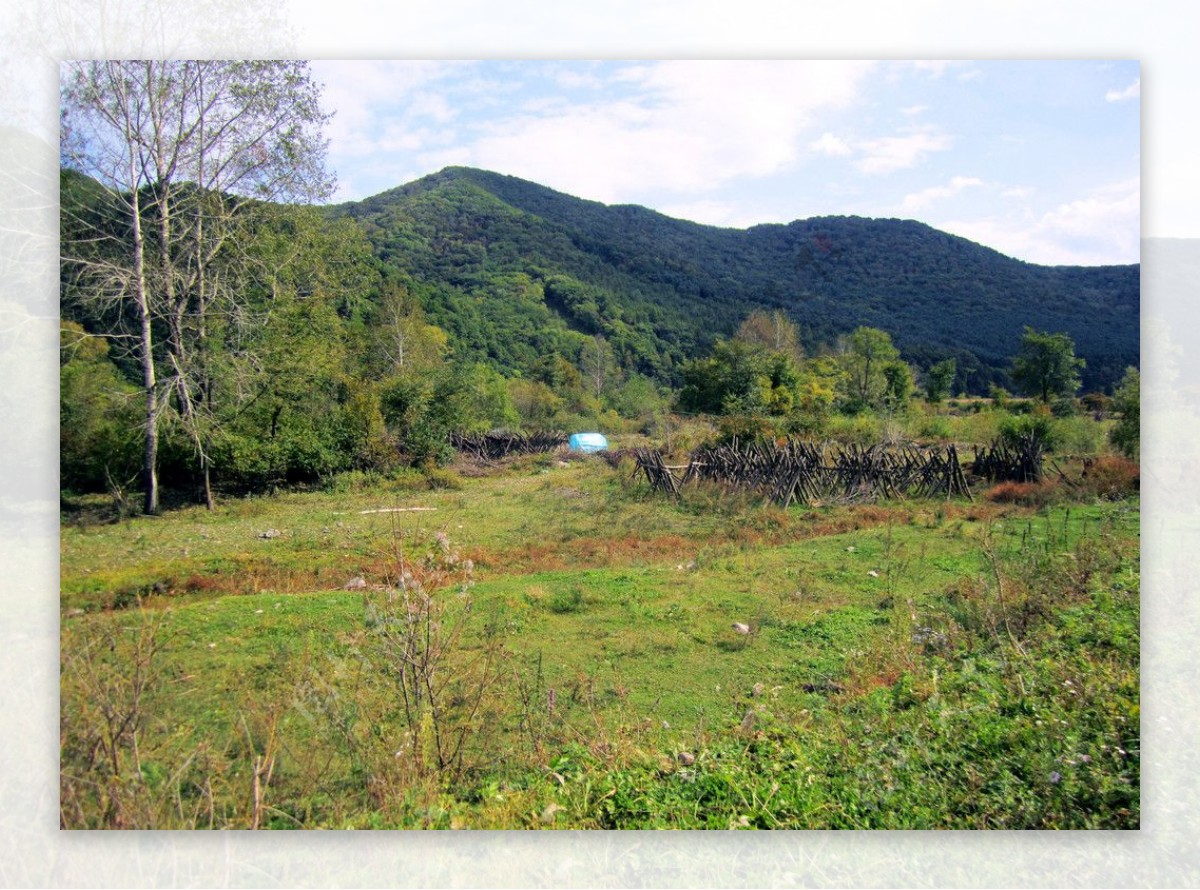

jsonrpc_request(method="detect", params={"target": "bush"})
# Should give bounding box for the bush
[999,411,1059,452]
[1108,368,1139,460]
[914,415,953,442]
[825,413,883,447]
[424,466,464,490]
[1078,455,1139,500]
[715,413,779,444]
[1051,396,1078,418]
[1050,416,1107,456]
[984,480,1059,507]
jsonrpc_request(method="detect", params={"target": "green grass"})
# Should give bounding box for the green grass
[59,459,1139,829]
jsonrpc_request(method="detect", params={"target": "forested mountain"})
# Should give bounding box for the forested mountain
[330,166,1139,394]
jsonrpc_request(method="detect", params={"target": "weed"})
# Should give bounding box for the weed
[546,586,584,614]
[60,456,1138,828]
[984,480,1058,507]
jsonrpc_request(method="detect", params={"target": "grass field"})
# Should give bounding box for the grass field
[59,454,1140,829]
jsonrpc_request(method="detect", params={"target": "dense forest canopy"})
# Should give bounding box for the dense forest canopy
[62,153,1140,505]
[330,166,1139,395]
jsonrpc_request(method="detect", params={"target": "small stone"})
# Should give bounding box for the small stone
[540,803,563,823]
[731,622,751,634]
[259,528,281,539]
[867,570,880,577]
[752,682,765,697]
[677,751,695,766]
[344,576,367,590]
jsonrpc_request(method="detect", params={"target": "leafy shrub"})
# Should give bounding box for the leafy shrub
[825,413,883,447]
[1050,415,1107,456]
[424,466,464,490]
[1108,368,1139,460]
[999,411,1059,452]
[1078,456,1139,500]
[715,413,779,444]
[915,415,953,442]
[1051,396,1078,418]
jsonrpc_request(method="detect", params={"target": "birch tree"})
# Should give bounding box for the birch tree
[61,60,334,512]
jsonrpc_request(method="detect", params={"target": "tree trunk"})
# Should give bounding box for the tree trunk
[131,187,159,515]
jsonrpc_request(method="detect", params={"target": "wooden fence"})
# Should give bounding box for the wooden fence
[632,438,973,507]
[971,433,1045,483]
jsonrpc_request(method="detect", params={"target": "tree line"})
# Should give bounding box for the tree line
[60,62,1139,514]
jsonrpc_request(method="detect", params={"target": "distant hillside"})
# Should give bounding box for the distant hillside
[330,167,1138,394]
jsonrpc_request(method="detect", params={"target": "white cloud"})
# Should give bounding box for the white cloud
[657,199,760,229]
[911,60,977,80]
[312,60,470,160]
[1106,78,1140,102]
[1001,186,1035,199]
[856,128,952,175]
[462,61,877,201]
[938,177,1140,265]
[551,66,606,90]
[810,132,853,157]
[901,175,983,211]
[912,60,956,77]
[900,104,929,117]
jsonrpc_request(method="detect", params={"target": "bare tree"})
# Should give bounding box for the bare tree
[735,308,804,364]
[61,61,334,512]
[580,333,616,401]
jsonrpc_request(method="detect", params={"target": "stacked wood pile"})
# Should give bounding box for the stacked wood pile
[632,448,683,498]
[451,430,567,461]
[633,438,973,506]
[971,434,1045,483]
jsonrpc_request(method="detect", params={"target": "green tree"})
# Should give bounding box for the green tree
[613,373,669,433]
[1011,327,1085,403]
[200,207,376,490]
[925,358,957,404]
[881,360,915,414]
[509,378,564,429]
[61,60,334,513]
[678,339,799,417]
[838,326,901,412]
[1108,367,1140,459]
[371,280,450,375]
[60,323,142,496]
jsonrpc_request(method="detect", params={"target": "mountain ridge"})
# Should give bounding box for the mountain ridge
[330,166,1138,393]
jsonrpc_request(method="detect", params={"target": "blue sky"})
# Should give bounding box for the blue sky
[310,60,1140,267]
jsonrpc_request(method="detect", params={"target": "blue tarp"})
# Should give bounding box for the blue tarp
[568,432,608,453]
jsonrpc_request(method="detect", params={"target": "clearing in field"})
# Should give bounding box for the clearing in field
[59,453,1139,829]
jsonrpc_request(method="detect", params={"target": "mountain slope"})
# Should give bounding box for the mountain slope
[334,167,1139,393]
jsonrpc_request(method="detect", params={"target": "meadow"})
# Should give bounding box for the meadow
[58,447,1139,830]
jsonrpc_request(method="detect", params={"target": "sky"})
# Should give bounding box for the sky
[310,59,1141,267]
